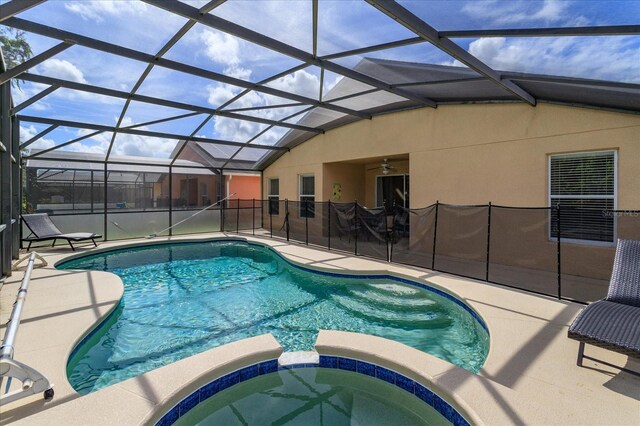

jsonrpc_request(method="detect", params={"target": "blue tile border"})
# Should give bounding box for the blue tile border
[155,355,471,426]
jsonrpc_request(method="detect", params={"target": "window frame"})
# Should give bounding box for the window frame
[548,150,617,246]
[267,177,279,215]
[298,174,315,218]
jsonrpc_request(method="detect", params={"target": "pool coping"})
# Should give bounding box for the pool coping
[1,232,638,425]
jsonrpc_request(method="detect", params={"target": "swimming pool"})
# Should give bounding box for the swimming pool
[59,240,488,394]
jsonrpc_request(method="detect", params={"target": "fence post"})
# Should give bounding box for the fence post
[388,201,395,263]
[221,196,225,232]
[328,200,331,251]
[236,199,240,233]
[285,199,290,242]
[305,200,309,245]
[168,166,173,236]
[354,200,358,256]
[269,203,273,238]
[486,202,492,282]
[556,204,562,300]
[252,198,255,235]
[432,200,439,270]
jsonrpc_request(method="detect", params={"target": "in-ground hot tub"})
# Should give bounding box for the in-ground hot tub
[156,357,471,426]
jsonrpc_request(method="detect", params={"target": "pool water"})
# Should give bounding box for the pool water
[174,367,451,426]
[60,241,488,394]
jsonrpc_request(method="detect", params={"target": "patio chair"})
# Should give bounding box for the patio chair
[22,213,101,252]
[568,239,640,373]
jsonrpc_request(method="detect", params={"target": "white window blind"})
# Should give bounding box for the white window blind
[268,178,279,215]
[549,151,616,243]
[299,175,315,218]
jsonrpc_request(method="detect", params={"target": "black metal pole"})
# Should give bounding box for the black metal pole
[305,200,309,245]
[252,198,255,235]
[236,198,240,233]
[327,200,331,251]
[168,166,173,236]
[486,202,492,282]
[354,200,358,256]
[269,204,273,238]
[556,204,562,300]
[388,201,394,263]
[103,162,108,240]
[432,200,439,270]
[285,199,290,241]
[90,170,94,213]
[221,196,225,232]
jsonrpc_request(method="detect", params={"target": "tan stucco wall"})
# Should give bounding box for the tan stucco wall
[263,103,640,209]
[322,162,366,203]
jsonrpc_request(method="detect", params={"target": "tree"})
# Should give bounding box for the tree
[0,27,33,89]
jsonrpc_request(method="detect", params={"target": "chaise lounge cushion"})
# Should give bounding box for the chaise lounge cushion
[55,232,100,240]
[568,300,640,357]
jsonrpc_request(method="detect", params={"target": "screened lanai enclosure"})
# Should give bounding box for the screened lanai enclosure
[1,1,639,295]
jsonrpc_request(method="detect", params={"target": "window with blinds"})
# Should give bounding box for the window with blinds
[299,175,315,218]
[549,151,616,243]
[268,178,279,215]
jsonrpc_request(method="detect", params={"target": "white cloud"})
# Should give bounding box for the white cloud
[462,0,575,25]
[462,36,640,83]
[67,118,178,158]
[20,125,55,150]
[11,82,50,111]
[204,68,320,143]
[267,70,320,99]
[37,59,87,84]
[64,1,148,23]
[199,29,241,65]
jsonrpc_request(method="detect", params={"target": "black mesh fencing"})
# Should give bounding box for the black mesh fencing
[308,202,329,248]
[222,199,238,232]
[236,199,261,236]
[433,204,489,280]
[224,200,640,304]
[355,204,389,261]
[329,202,357,254]
[560,209,640,303]
[391,205,436,269]
[488,206,558,297]
[287,201,306,244]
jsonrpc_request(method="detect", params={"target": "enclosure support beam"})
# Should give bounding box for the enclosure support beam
[18,115,290,151]
[440,25,640,38]
[17,73,322,134]
[3,17,369,119]
[19,124,58,149]
[0,0,45,22]
[11,85,59,115]
[0,42,74,86]
[141,0,436,107]
[366,0,536,106]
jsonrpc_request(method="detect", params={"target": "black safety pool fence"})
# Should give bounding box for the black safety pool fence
[33,198,639,304]
[229,199,639,304]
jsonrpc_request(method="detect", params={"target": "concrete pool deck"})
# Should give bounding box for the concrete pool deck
[0,233,638,425]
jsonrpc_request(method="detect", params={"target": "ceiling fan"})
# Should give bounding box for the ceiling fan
[367,158,397,175]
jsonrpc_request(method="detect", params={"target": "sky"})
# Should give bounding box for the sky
[1,0,639,164]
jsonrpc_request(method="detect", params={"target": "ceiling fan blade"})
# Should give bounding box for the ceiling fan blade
[366,166,380,171]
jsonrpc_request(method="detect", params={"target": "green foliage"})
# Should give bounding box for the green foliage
[0,27,33,89]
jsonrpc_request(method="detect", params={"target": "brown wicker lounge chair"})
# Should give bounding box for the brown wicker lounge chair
[22,213,101,251]
[568,239,640,374]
